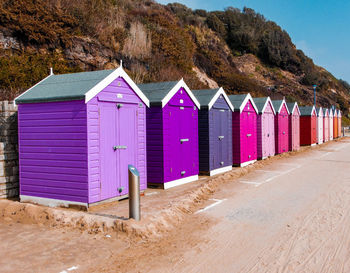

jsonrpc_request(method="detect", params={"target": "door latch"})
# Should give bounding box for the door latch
[113,145,127,150]
[218,136,224,140]
[220,161,224,165]
[181,171,186,175]
[117,103,123,109]
[180,138,189,143]
[247,134,252,137]
[118,187,124,193]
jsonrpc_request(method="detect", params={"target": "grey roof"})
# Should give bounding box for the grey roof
[271,100,283,113]
[286,102,296,113]
[228,94,247,110]
[15,69,115,104]
[253,97,269,114]
[192,89,220,107]
[137,81,178,105]
[299,106,315,116]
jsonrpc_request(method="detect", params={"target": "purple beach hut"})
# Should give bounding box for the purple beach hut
[15,66,149,208]
[192,88,234,176]
[138,80,200,189]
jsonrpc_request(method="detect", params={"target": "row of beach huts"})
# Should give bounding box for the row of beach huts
[14,66,342,208]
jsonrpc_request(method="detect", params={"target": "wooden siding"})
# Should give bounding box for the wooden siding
[163,87,199,183]
[289,109,300,151]
[257,101,275,159]
[275,104,289,154]
[87,77,147,203]
[198,109,210,172]
[18,100,88,203]
[232,112,241,165]
[146,106,164,183]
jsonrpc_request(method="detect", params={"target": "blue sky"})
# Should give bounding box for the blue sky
[157,0,350,83]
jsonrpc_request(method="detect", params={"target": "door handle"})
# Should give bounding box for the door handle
[220,161,224,165]
[181,171,186,175]
[180,139,189,143]
[113,145,127,150]
[218,136,224,140]
[247,134,252,137]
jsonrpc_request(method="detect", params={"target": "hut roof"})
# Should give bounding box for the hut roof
[15,67,150,106]
[253,97,276,114]
[138,79,200,108]
[228,93,258,113]
[299,106,316,116]
[286,102,300,115]
[192,88,234,111]
[272,99,290,114]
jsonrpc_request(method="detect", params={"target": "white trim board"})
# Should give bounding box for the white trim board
[85,67,150,107]
[208,87,234,112]
[209,166,232,176]
[240,159,257,167]
[162,79,201,109]
[261,97,276,115]
[239,93,259,114]
[276,99,290,115]
[163,175,199,189]
[290,102,301,115]
[20,195,87,208]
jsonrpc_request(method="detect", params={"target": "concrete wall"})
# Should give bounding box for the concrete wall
[0,101,18,198]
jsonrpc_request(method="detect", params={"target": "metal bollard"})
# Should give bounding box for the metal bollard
[128,164,140,221]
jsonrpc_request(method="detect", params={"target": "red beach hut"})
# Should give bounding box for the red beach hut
[272,99,290,154]
[300,106,317,146]
[253,97,276,160]
[333,108,338,138]
[338,110,342,137]
[286,102,300,151]
[229,94,258,167]
[323,108,329,142]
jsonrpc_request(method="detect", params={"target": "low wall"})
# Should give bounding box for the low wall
[0,101,18,198]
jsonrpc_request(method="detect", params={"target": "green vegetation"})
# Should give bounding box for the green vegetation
[0,0,348,117]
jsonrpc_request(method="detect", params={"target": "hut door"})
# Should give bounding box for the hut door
[179,106,193,178]
[99,102,137,201]
[211,108,224,170]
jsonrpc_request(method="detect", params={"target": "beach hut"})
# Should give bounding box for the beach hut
[338,110,342,137]
[253,97,276,159]
[316,107,324,144]
[329,108,334,141]
[15,66,150,207]
[272,99,290,154]
[300,106,317,146]
[333,108,338,138]
[192,88,234,176]
[323,109,329,142]
[287,102,300,151]
[229,94,258,167]
[138,80,200,189]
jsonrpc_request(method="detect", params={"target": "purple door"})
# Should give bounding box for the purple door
[180,106,194,178]
[99,102,137,200]
[212,108,230,169]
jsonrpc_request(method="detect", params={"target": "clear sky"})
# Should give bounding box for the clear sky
[157,0,350,83]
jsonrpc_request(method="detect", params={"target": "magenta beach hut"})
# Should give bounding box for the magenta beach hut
[229,94,258,167]
[138,80,200,189]
[287,102,300,151]
[253,97,276,160]
[323,108,329,142]
[15,66,150,208]
[192,88,234,176]
[272,99,290,154]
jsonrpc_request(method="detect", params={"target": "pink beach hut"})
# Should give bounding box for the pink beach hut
[272,99,290,154]
[329,108,334,141]
[286,102,300,151]
[316,107,324,144]
[253,97,276,160]
[323,108,329,142]
[229,94,258,167]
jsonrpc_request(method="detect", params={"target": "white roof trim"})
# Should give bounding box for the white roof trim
[85,67,150,107]
[14,74,53,106]
[311,105,317,116]
[324,108,329,117]
[317,106,323,117]
[338,110,342,117]
[276,99,290,115]
[161,79,200,109]
[333,109,338,117]
[329,108,333,116]
[208,87,234,111]
[261,97,276,115]
[239,93,258,113]
[290,102,300,115]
